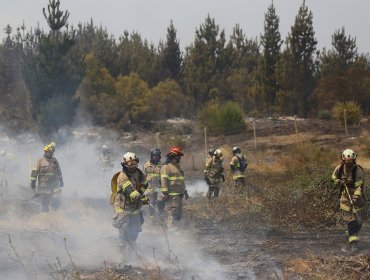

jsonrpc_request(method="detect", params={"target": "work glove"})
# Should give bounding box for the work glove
[184,190,189,200]
[59,178,64,188]
[31,181,36,191]
[220,175,225,183]
[140,196,150,205]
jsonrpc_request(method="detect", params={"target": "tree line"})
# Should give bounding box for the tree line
[0,0,369,138]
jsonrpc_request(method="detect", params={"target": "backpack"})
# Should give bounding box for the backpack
[110,168,145,206]
[237,155,247,172]
[110,171,121,206]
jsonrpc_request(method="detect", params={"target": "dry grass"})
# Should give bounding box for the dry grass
[284,254,370,280]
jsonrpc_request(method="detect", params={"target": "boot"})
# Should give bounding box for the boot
[341,243,349,253]
[350,241,359,253]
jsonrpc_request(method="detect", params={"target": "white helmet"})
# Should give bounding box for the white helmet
[122,152,139,166]
[214,149,223,157]
[342,149,357,160]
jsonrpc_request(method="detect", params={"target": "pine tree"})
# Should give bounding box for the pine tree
[159,21,182,80]
[21,0,85,138]
[281,0,318,116]
[182,15,227,110]
[259,1,282,115]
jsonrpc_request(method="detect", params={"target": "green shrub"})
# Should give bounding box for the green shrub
[317,109,332,120]
[198,101,246,136]
[332,101,362,125]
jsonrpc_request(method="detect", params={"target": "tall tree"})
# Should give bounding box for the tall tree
[159,21,182,80]
[75,20,119,76]
[278,0,318,116]
[320,27,358,77]
[182,15,228,111]
[226,24,260,112]
[21,0,85,137]
[0,25,31,135]
[117,31,160,87]
[258,1,282,115]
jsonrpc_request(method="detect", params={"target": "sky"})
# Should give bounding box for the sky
[0,0,370,53]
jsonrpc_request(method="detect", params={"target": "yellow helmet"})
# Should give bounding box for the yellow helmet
[43,144,55,153]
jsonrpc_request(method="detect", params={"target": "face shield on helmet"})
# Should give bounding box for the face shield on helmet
[121,152,139,170]
[342,149,357,167]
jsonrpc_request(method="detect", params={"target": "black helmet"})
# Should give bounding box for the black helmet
[151,147,161,157]
[208,148,215,157]
[232,146,241,155]
[150,147,161,163]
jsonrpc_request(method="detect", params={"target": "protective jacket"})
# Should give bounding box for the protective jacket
[204,156,224,184]
[161,162,187,196]
[113,168,148,214]
[31,156,63,194]
[332,164,366,213]
[230,153,247,180]
[143,161,162,191]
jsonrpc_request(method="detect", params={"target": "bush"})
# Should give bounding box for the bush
[332,101,362,125]
[198,101,246,136]
[317,109,332,120]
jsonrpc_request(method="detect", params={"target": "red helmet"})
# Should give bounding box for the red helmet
[167,146,184,157]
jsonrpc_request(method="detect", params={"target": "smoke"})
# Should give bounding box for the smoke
[0,126,234,280]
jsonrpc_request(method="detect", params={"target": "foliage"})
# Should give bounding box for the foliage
[1,0,370,136]
[258,2,282,115]
[317,109,332,120]
[278,1,318,116]
[198,101,246,135]
[117,32,160,87]
[146,80,187,120]
[182,15,229,111]
[159,21,182,80]
[0,26,31,135]
[332,101,362,125]
[21,0,85,137]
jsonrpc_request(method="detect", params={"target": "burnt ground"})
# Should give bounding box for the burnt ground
[2,118,370,279]
[2,186,370,280]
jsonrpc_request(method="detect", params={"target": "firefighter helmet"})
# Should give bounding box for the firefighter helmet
[208,148,215,157]
[232,146,241,155]
[43,144,55,153]
[342,149,357,161]
[122,152,139,167]
[150,147,161,157]
[167,146,184,158]
[214,149,222,157]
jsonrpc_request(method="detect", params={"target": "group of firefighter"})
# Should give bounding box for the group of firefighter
[28,142,366,256]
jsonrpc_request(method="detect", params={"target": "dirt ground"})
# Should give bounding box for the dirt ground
[2,117,370,279]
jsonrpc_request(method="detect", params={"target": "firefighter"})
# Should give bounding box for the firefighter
[332,148,366,253]
[99,144,114,171]
[230,147,248,191]
[111,152,149,257]
[204,149,225,199]
[143,148,164,219]
[207,148,215,159]
[161,146,189,229]
[30,143,64,212]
